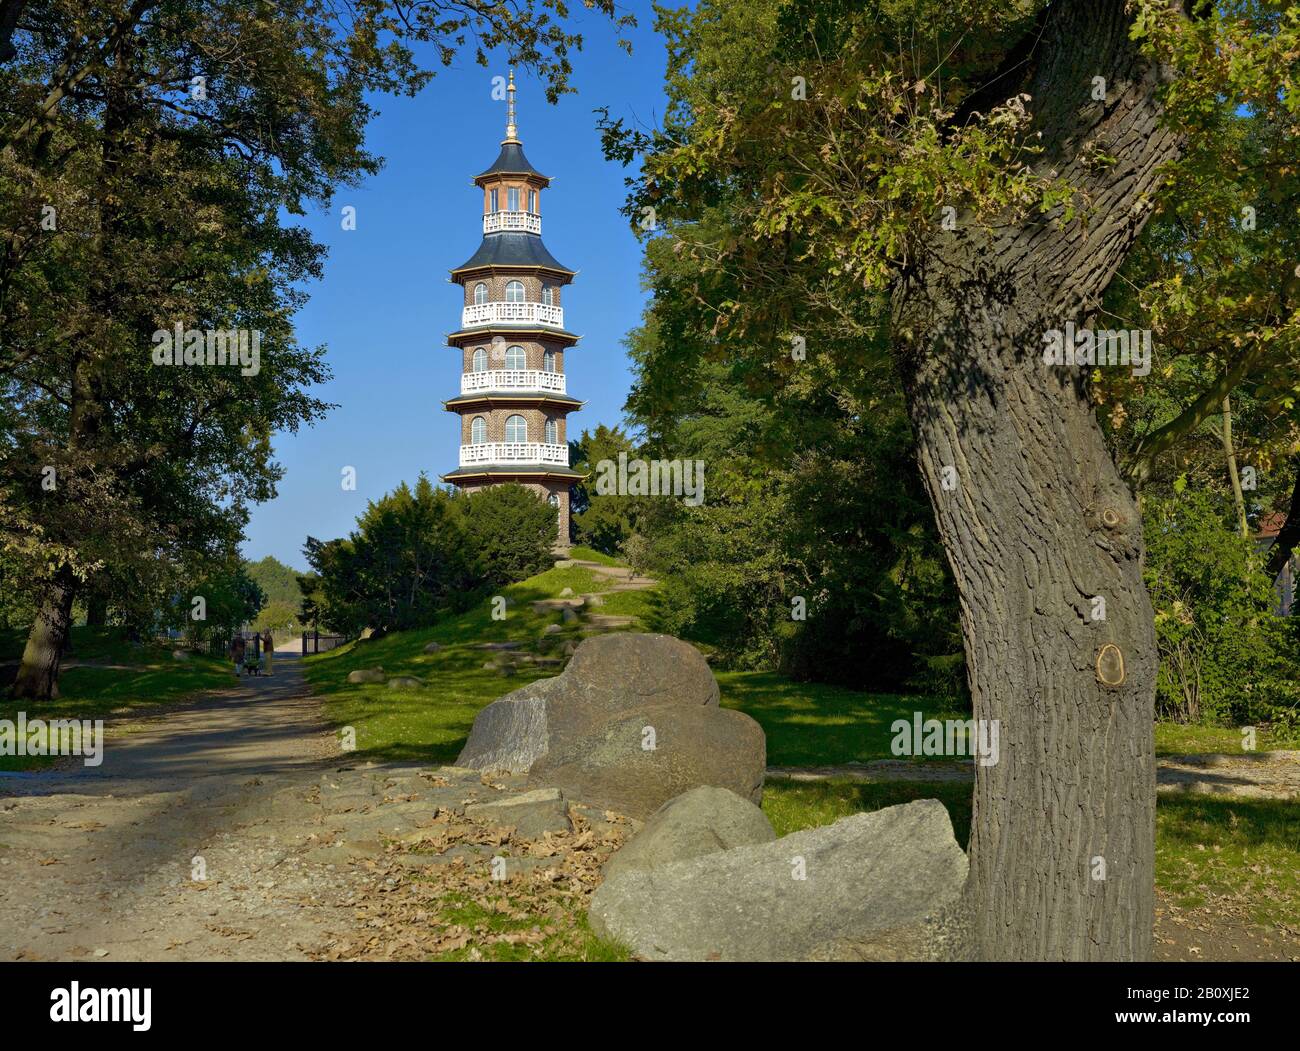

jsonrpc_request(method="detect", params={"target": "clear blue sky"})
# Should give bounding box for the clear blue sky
[242,2,670,570]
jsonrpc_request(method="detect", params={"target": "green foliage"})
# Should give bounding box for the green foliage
[614,222,963,694]
[168,561,265,643]
[304,478,558,637]
[1144,489,1300,730]
[459,484,559,587]
[253,600,300,635]
[569,425,642,554]
[247,556,305,609]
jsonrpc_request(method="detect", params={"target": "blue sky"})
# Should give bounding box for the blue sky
[241,2,670,570]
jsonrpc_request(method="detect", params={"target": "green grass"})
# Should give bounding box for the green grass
[590,588,661,621]
[1155,721,1298,755]
[763,777,973,841]
[566,545,626,568]
[0,629,231,771]
[1155,794,1300,928]
[415,890,631,962]
[719,671,962,767]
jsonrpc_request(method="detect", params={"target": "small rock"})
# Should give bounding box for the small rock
[422,641,441,654]
[387,676,423,689]
[603,786,775,880]
[346,667,385,684]
[464,788,571,838]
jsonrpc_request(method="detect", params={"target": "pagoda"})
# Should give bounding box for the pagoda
[440,71,583,548]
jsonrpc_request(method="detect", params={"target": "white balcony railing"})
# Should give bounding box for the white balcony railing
[483,210,541,235]
[459,442,569,467]
[461,369,566,395]
[461,301,564,330]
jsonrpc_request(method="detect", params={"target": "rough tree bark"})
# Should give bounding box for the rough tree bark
[10,564,76,699]
[892,0,1185,959]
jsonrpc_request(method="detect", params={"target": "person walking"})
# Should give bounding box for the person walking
[262,630,274,676]
[230,634,246,677]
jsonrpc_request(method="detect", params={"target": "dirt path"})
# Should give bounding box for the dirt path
[0,655,628,961]
[0,654,366,960]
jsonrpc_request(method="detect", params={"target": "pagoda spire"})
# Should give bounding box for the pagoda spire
[503,68,519,144]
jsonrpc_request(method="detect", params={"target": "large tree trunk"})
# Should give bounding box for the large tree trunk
[10,565,77,700]
[893,0,1185,959]
[85,587,109,628]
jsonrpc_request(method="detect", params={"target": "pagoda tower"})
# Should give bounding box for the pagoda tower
[440,71,583,547]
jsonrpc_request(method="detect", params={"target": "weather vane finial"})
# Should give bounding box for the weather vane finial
[504,67,519,143]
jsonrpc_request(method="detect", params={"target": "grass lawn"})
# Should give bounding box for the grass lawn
[0,628,232,771]
[1155,721,1298,755]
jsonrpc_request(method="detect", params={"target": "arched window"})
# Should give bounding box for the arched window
[505,345,526,370]
[470,416,487,444]
[542,286,554,306]
[472,348,487,372]
[505,280,525,303]
[505,414,527,443]
[473,282,488,305]
[544,418,558,444]
[542,349,557,373]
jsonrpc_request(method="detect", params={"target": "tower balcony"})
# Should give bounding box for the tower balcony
[461,301,564,329]
[461,369,566,395]
[459,442,569,467]
[483,210,541,235]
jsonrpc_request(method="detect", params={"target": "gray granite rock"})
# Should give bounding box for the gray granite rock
[528,704,765,819]
[589,799,967,961]
[603,786,775,880]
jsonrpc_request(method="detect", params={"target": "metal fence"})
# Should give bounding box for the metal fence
[302,631,346,655]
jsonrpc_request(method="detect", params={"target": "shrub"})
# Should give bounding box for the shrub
[1144,487,1300,729]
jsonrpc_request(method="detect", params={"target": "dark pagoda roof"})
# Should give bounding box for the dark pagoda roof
[474,141,550,185]
[451,231,574,275]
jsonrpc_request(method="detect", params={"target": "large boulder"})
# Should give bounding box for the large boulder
[588,799,967,961]
[528,704,765,819]
[347,667,385,684]
[603,786,776,881]
[456,633,719,774]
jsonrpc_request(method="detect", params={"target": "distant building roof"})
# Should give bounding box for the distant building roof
[1257,511,1288,539]
[451,232,574,275]
[475,141,550,185]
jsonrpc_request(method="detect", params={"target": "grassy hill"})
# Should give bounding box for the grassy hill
[301,552,965,769]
